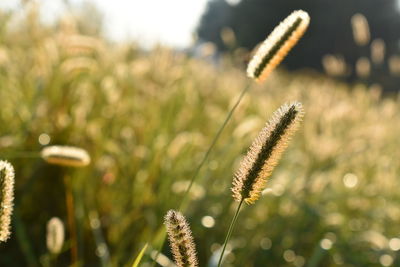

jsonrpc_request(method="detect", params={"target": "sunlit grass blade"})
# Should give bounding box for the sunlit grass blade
[132,243,148,267]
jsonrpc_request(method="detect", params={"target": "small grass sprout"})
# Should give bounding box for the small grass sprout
[164,210,199,267]
[41,145,91,167]
[247,10,310,82]
[0,160,15,242]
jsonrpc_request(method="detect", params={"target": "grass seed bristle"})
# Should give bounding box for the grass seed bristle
[0,160,15,242]
[232,102,304,204]
[164,210,199,267]
[247,10,310,82]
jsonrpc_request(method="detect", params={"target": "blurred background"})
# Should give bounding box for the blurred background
[1,0,400,266]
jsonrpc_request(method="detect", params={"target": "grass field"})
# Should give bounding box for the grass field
[1,6,400,267]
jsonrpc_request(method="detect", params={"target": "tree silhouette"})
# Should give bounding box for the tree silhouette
[197,0,400,89]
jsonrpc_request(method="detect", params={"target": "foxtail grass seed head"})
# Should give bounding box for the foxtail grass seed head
[46,217,65,254]
[165,210,199,267]
[247,10,310,82]
[232,102,304,205]
[0,160,15,242]
[41,145,91,167]
[351,13,370,46]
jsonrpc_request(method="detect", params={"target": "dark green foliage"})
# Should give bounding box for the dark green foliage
[197,0,400,90]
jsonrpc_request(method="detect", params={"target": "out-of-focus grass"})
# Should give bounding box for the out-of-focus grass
[1,6,400,267]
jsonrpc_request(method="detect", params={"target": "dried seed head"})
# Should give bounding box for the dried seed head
[351,13,370,46]
[41,145,91,167]
[247,10,310,82]
[164,210,199,267]
[232,102,304,204]
[46,217,65,254]
[0,160,15,242]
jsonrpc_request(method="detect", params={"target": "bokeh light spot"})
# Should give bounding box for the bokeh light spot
[379,254,393,266]
[201,216,215,228]
[294,255,305,267]
[260,237,272,250]
[283,249,296,262]
[389,238,400,251]
[343,173,358,188]
[38,133,51,145]
[320,238,333,250]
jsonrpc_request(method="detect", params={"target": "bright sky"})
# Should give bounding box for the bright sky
[0,0,209,48]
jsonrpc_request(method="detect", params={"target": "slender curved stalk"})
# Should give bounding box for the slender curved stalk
[151,82,251,266]
[64,176,78,265]
[89,210,111,267]
[151,230,167,267]
[217,199,244,267]
[179,81,251,211]
[14,210,38,266]
[0,151,40,159]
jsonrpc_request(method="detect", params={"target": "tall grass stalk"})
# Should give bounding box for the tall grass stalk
[217,198,243,267]
[64,176,79,265]
[0,151,40,159]
[178,81,252,211]
[89,210,111,267]
[152,81,251,266]
[13,210,38,266]
[153,10,309,266]
[218,102,304,265]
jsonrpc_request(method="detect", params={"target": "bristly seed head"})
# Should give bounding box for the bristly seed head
[46,217,65,254]
[247,10,310,83]
[0,160,15,242]
[232,102,304,205]
[165,210,199,267]
[41,145,91,167]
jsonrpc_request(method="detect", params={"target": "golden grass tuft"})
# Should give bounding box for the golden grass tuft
[0,160,15,242]
[247,10,310,83]
[232,102,304,204]
[164,210,199,267]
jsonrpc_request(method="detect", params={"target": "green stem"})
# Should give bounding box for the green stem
[13,210,38,266]
[88,210,110,267]
[179,81,251,211]
[151,82,251,266]
[150,229,167,267]
[0,151,40,159]
[64,176,79,266]
[217,199,244,267]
